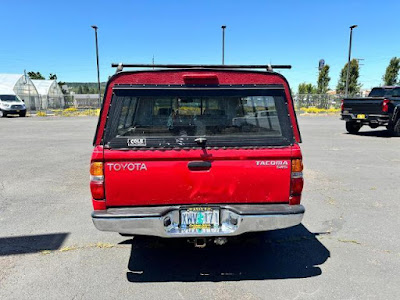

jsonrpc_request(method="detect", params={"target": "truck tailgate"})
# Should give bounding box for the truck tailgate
[343,98,384,114]
[104,148,292,206]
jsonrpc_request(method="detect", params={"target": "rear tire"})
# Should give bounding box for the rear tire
[392,118,400,137]
[346,121,361,134]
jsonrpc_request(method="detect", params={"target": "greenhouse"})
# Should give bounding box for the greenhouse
[32,80,65,109]
[0,74,40,110]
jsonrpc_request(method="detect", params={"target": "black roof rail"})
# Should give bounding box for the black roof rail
[111,63,291,73]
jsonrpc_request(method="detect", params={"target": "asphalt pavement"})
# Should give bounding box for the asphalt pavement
[0,115,399,299]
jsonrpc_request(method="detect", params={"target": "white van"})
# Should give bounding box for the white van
[0,94,26,117]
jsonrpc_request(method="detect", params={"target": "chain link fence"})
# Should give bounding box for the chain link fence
[65,94,344,110]
[64,94,103,109]
[30,93,348,112]
[29,94,102,112]
[293,94,345,109]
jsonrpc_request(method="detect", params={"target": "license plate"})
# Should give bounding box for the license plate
[16,110,20,112]
[357,114,366,119]
[180,207,220,229]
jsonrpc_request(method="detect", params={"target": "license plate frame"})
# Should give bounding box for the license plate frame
[356,114,366,119]
[179,207,220,229]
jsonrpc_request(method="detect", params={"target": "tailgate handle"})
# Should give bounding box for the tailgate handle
[188,161,212,171]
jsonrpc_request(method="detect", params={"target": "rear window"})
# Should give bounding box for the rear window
[391,88,400,97]
[104,87,294,148]
[368,88,393,97]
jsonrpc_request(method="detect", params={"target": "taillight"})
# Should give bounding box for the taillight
[382,99,390,113]
[183,74,219,85]
[290,159,304,205]
[341,100,344,112]
[90,162,105,202]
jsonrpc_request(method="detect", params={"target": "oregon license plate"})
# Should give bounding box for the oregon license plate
[357,114,366,119]
[180,207,220,229]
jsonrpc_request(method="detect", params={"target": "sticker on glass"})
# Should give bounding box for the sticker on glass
[127,138,146,147]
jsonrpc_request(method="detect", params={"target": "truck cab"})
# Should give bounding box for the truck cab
[90,64,304,244]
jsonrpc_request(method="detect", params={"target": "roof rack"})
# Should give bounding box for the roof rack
[111,63,291,73]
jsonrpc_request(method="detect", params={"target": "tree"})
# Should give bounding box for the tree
[77,86,83,94]
[336,59,361,96]
[28,71,45,80]
[298,83,316,94]
[317,65,331,94]
[82,85,90,94]
[297,83,317,108]
[49,73,57,80]
[383,57,400,86]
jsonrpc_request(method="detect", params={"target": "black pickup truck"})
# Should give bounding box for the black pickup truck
[341,86,400,136]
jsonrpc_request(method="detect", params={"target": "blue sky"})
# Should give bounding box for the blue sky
[1,0,399,91]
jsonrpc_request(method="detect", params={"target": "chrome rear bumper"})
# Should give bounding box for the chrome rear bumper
[92,204,305,238]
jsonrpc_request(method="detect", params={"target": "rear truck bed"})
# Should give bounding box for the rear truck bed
[341,86,400,135]
[90,65,304,238]
[341,97,390,125]
[341,97,391,133]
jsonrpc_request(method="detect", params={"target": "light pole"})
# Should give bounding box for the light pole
[345,25,357,97]
[91,25,101,107]
[221,25,226,65]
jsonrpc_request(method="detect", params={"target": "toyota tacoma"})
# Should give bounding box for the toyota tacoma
[90,64,305,246]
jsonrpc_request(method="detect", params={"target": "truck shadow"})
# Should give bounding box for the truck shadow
[0,233,69,256]
[125,224,330,282]
[346,130,395,138]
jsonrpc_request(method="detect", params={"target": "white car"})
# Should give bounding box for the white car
[0,94,27,117]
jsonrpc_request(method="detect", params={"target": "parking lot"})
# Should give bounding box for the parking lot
[0,115,399,299]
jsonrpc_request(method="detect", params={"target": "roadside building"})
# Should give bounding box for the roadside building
[327,90,337,96]
[31,80,65,109]
[0,74,39,110]
[360,89,371,97]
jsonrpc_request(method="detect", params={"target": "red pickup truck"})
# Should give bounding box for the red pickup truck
[90,64,304,246]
